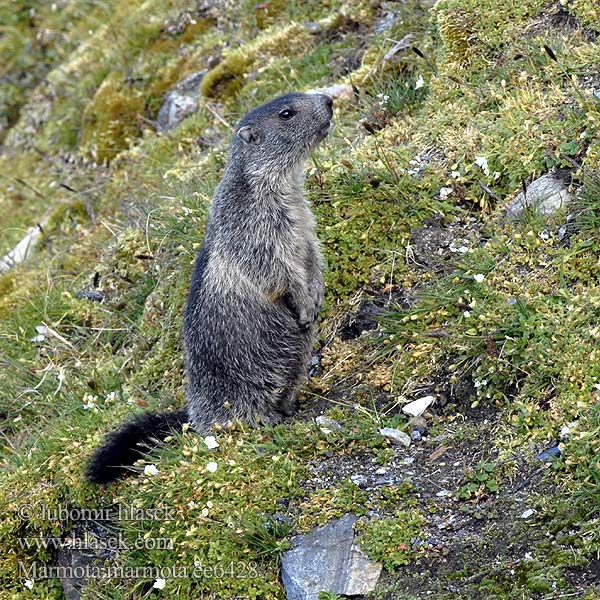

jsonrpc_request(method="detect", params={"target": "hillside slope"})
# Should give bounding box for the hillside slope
[1,0,599,598]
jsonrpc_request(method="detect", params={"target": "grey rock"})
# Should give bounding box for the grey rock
[411,429,422,441]
[281,514,381,600]
[350,474,368,487]
[315,416,342,432]
[307,83,354,102]
[379,427,411,447]
[57,520,118,600]
[413,416,428,435]
[75,289,105,303]
[537,445,561,461]
[375,12,396,33]
[506,173,572,219]
[157,70,206,131]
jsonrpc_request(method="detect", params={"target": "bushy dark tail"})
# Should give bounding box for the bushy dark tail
[86,409,188,484]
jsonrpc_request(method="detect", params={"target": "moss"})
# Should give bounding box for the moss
[359,510,425,571]
[200,23,313,100]
[80,73,145,161]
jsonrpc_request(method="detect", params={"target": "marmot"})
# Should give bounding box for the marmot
[87,92,333,483]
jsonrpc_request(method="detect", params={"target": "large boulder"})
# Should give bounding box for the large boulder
[281,514,381,600]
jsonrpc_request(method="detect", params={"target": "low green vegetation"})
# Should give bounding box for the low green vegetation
[1,0,599,598]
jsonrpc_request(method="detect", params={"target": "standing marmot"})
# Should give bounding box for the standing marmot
[87,92,333,483]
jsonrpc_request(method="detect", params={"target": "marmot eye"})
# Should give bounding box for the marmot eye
[278,109,295,120]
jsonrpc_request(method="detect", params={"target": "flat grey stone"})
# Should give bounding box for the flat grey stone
[379,427,411,447]
[506,173,571,219]
[281,514,381,600]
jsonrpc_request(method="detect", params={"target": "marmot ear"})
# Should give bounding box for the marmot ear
[237,125,262,145]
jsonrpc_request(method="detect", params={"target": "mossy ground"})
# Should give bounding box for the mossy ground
[1,0,599,598]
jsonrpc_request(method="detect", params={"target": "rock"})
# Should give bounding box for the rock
[537,445,562,461]
[315,416,342,434]
[402,395,435,417]
[413,416,428,434]
[157,70,206,131]
[307,83,354,102]
[0,214,50,275]
[75,289,105,302]
[350,474,368,487]
[520,508,536,519]
[375,12,396,33]
[57,520,118,600]
[379,427,411,447]
[411,429,422,441]
[281,514,381,600]
[505,172,572,220]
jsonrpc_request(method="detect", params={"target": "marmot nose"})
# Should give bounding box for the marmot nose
[322,94,333,109]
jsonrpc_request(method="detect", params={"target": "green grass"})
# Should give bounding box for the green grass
[1,0,600,597]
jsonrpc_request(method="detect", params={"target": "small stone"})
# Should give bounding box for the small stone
[307,83,354,102]
[350,474,368,487]
[537,445,562,461]
[413,417,428,435]
[520,508,536,519]
[379,427,411,447]
[402,395,435,417]
[435,489,451,497]
[157,70,206,131]
[559,423,574,440]
[375,467,387,475]
[375,12,396,33]
[411,430,422,441]
[506,172,572,220]
[75,289,105,302]
[315,416,342,433]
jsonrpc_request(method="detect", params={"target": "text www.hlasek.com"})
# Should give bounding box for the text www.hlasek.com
[18,532,173,552]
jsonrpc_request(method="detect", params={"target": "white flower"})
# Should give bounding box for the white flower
[204,435,219,450]
[105,391,117,402]
[82,394,97,410]
[144,464,159,476]
[439,186,453,200]
[201,507,209,517]
[463,311,471,318]
[594,383,600,391]
[474,273,485,283]
[24,580,34,590]
[475,156,490,176]
[451,170,461,179]
[415,75,425,89]
[153,578,166,590]
[206,461,218,473]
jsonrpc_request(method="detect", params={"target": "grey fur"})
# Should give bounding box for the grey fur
[86,93,332,483]
[184,92,333,429]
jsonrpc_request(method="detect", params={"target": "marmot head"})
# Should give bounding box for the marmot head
[230,92,333,181]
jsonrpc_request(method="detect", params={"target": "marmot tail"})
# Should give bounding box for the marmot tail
[85,409,188,484]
